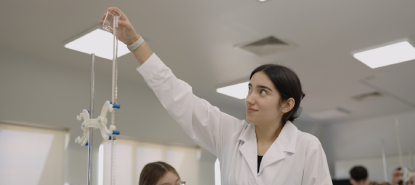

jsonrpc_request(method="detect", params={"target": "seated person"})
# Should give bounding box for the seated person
[139,161,185,185]
[349,165,401,185]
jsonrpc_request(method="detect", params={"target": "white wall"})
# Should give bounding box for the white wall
[321,110,415,178]
[198,149,216,185]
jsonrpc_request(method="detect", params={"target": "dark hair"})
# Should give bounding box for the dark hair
[350,166,368,181]
[139,161,180,185]
[249,64,305,125]
[395,167,403,185]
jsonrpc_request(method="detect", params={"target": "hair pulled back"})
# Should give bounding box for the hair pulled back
[250,64,305,125]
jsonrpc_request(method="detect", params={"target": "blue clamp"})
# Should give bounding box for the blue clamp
[87,110,90,114]
[113,131,120,135]
[85,142,88,146]
[109,136,111,140]
[110,102,120,109]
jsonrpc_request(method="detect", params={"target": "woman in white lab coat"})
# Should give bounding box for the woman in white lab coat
[100,7,333,185]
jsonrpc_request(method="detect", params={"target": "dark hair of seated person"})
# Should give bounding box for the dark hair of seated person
[139,161,180,185]
[350,166,368,181]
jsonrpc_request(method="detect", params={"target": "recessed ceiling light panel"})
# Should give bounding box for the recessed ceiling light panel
[353,41,415,69]
[65,29,129,60]
[216,81,249,99]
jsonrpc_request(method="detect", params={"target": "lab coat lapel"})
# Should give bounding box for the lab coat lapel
[259,121,298,174]
[238,124,258,179]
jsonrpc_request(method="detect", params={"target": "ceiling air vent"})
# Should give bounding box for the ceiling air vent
[244,36,287,46]
[236,36,296,56]
[352,91,383,102]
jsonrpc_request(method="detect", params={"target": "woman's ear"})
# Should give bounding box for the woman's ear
[281,98,295,113]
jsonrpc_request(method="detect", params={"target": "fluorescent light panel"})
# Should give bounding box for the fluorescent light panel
[216,81,249,99]
[309,108,350,120]
[65,29,129,60]
[353,41,415,68]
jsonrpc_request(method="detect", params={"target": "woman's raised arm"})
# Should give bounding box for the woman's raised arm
[99,7,246,157]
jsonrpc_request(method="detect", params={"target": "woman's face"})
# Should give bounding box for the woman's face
[156,171,181,185]
[246,71,286,126]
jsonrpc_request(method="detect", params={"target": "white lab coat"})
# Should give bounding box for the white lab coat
[137,53,333,185]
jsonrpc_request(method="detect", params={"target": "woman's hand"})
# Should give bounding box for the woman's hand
[99,7,140,45]
[100,7,153,65]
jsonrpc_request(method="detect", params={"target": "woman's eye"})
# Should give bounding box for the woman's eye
[248,88,251,92]
[260,90,266,95]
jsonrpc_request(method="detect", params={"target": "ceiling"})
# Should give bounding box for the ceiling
[1,0,415,171]
[2,0,415,124]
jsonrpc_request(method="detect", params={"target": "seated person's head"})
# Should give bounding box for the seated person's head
[349,166,369,185]
[139,161,183,185]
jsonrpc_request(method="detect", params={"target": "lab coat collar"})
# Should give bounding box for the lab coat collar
[238,123,258,180]
[238,121,299,176]
[237,122,254,143]
[273,121,298,154]
[259,121,298,174]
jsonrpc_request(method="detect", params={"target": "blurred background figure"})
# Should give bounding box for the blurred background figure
[349,166,402,185]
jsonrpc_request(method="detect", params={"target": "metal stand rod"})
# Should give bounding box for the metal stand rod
[381,139,388,182]
[87,53,95,185]
[395,118,404,169]
[411,148,414,170]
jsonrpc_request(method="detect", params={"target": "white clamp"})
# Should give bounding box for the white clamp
[401,167,415,184]
[75,101,120,146]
